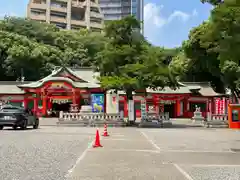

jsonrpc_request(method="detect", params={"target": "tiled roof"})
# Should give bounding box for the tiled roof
[0,81,29,94]
[71,67,100,84]
[181,82,224,96]
[146,86,191,94]
[18,67,100,88]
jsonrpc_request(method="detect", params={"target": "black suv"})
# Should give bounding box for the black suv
[0,105,39,130]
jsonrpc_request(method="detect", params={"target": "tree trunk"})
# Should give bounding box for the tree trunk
[126,89,135,124]
[231,89,239,104]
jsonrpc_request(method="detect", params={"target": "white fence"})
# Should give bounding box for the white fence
[59,111,123,122]
[146,112,170,122]
[205,112,228,128]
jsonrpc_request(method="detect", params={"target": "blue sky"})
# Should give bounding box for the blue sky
[0,0,213,48]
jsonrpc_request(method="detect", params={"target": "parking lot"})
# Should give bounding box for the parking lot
[1,126,240,180]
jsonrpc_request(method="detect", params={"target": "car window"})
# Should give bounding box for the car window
[2,107,19,110]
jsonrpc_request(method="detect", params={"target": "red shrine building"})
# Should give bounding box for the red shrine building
[0,67,226,118]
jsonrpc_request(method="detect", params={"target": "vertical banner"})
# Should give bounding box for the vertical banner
[141,100,146,120]
[91,94,104,113]
[215,98,219,114]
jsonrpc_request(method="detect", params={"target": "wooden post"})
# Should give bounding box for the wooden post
[33,98,38,114]
[153,95,158,114]
[42,92,47,116]
[72,89,76,104]
[23,96,28,109]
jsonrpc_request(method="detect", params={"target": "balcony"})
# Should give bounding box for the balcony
[50,16,67,23]
[50,6,67,13]
[29,14,46,21]
[90,1,98,8]
[90,22,103,29]
[29,2,47,10]
[72,1,85,8]
[90,12,103,19]
[71,19,86,27]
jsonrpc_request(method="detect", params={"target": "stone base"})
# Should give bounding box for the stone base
[57,120,126,127]
[162,121,173,128]
[138,120,163,128]
[204,121,228,128]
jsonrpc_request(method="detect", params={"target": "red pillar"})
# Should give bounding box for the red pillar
[183,97,188,117]
[124,96,128,117]
[33,98,38,114]
[42,95,47,116]
[175,99,181,117]
[47,97,52,110]
[23,96,28,109]
[72,89,77,104]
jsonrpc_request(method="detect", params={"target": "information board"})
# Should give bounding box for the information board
[91,94,104,113]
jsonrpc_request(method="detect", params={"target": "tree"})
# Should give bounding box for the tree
[209,0,240,100]
[0,17,109,80]
[96,16,177,123]
[201,0,224,5]
[0,17,59,45]
[0,30,63,80]
[169,51,191,81]
[171,21,225,93]
[174,0,240,100]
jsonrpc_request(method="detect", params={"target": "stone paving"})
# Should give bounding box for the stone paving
[68,127,240,180]
[1,125,240,180]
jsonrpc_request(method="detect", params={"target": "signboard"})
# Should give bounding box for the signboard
[48,82,71,90]
[52,99,72,104]
[91,94,104,113]
[160,100,176,104]
[141,100,147,119]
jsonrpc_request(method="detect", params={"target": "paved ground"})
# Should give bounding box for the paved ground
[1,125,240,180]
[68,127,240,180]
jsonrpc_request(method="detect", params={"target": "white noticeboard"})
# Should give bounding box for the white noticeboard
[128,100,134,121]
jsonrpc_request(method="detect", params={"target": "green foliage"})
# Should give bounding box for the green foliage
[201,0,224,5]
[0,17,107,80]
[95,16,177,100]
[0,15,177,104]
[171,0,240,98]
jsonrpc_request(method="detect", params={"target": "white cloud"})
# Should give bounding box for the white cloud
[144,3,166,28]
[143,3,198,45]
[168,10,190,23]
[192,9,198,16]
[144,3,198,28]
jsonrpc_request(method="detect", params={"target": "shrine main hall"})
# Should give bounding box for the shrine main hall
[0,67,226,118]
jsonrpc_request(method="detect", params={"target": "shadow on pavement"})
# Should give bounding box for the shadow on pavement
[3,127,36,131]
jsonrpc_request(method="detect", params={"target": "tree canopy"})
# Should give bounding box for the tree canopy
[0,17,108,80]
[95,16,177,99]
[169,0,240,101]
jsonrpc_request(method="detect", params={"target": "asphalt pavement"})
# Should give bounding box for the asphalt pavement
[1,125,240,180]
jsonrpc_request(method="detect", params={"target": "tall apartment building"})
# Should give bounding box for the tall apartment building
[98,0,144,32]
[27,0,104,32]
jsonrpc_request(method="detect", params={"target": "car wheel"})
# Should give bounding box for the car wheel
[21,119,27,130]
[33,118,39,129]
[0,125,3,130]
[12,125,17,130]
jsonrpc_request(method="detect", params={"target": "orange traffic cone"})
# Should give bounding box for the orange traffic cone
[102,124,109,137]
[93,129,102,148]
